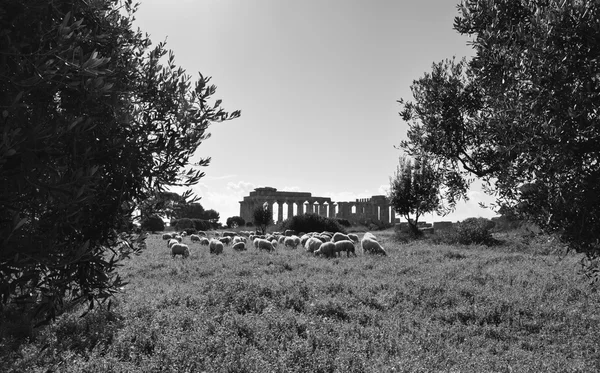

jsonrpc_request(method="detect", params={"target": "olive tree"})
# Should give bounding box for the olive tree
[388,155,443,235]
[253,205,274,235]
[399,1,600,263]
[0,0,240,321]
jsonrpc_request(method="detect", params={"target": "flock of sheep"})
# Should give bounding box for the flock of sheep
[161,229,387,258]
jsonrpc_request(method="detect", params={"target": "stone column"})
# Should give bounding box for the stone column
[277,201,284,223]
[287,201,294,219]
[380,204,389,223]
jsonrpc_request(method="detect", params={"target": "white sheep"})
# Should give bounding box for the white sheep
[284,236,298,249]
[219,236,232,246]
[198,237,210,246]
[162,233,172,240]
[174,235,183,243]
[332,232,351,242]
[171,243,190,258]
[334,240,356,257]
[223,231,236,238]
[304,237,322,253]
[361,237,387,256]
[363,232,377,241]
[190,234,201,242]
[314,241,336,258]
[300,234,311,247]
[197,231,207,237]
[348,233,359,243]
[232,242,246,251]
[209,239,224,255]
[167,238,178,249]
[285,229,296,237]
[255,238,275,252]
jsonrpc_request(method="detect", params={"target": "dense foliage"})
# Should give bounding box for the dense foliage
[0,0,239,321]
[141,215,165,233]
[398,1,600,260]
[253,205,273,235]
[388,155,443,235]
[454,217,496,246]
[226,216,246,229]
[280,213,347,234]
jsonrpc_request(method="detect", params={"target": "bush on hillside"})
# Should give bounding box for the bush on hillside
[173,218,194,231]
[191,219,214,231]
[141,215,165,232]
[336,219,352,227]
[183,228,198,235]
[455,218,496,245]
[280,214,346,234]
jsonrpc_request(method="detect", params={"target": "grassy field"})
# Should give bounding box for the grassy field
[2,229,599,372]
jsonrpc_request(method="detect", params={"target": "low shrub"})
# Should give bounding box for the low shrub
[173,218,194,231]
[280,213,346,234]
[183,228,198,235]
[191,219,214,231]
[454,217,496,245]
[141,215,165,232]
[336,219,351,227]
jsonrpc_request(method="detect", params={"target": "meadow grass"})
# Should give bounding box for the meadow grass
[1,229,599,372]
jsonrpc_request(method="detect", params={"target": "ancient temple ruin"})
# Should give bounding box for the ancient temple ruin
[239,187,395,224]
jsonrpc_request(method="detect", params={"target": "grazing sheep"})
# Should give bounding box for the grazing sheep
[162,233,172,240]
[190,234,201,242]
[255,238,275,252]
[197,231,207,237]
[314,241,336,258]
[170,232,178,238]
[361,237,387,255]
[198,237,210,246]
[285,229,296,237]
[180,232,187,237]
[219,236,232,245]
[171,243,190,258]
[332,232,352,242]
[348,233,359,243]
[334,240,357,257]
[209,239,224,255]
[174,235,183,243]
[223,231,236,238]
[284,236,298,249]
[167,238,178,249]
[300,234,311,247]
[363,232,377,241]
[232,242,247,251]
[304,237,323,253]
[232,236,246,244]
[278,236,286,245]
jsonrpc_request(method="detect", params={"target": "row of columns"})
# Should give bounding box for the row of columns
[240,199,395,224]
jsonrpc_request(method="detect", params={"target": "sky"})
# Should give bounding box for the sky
[132,0,498,224]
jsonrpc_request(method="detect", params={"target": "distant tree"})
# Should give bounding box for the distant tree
[203,209,220,224]
[398,1,600,261]
[140,192,187,221]
[226,216,245,229]
[141,215,165,233]
[253,205,273,235]
[176,202,206,220]
[0,0,240,321]
[388,155,442,235]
